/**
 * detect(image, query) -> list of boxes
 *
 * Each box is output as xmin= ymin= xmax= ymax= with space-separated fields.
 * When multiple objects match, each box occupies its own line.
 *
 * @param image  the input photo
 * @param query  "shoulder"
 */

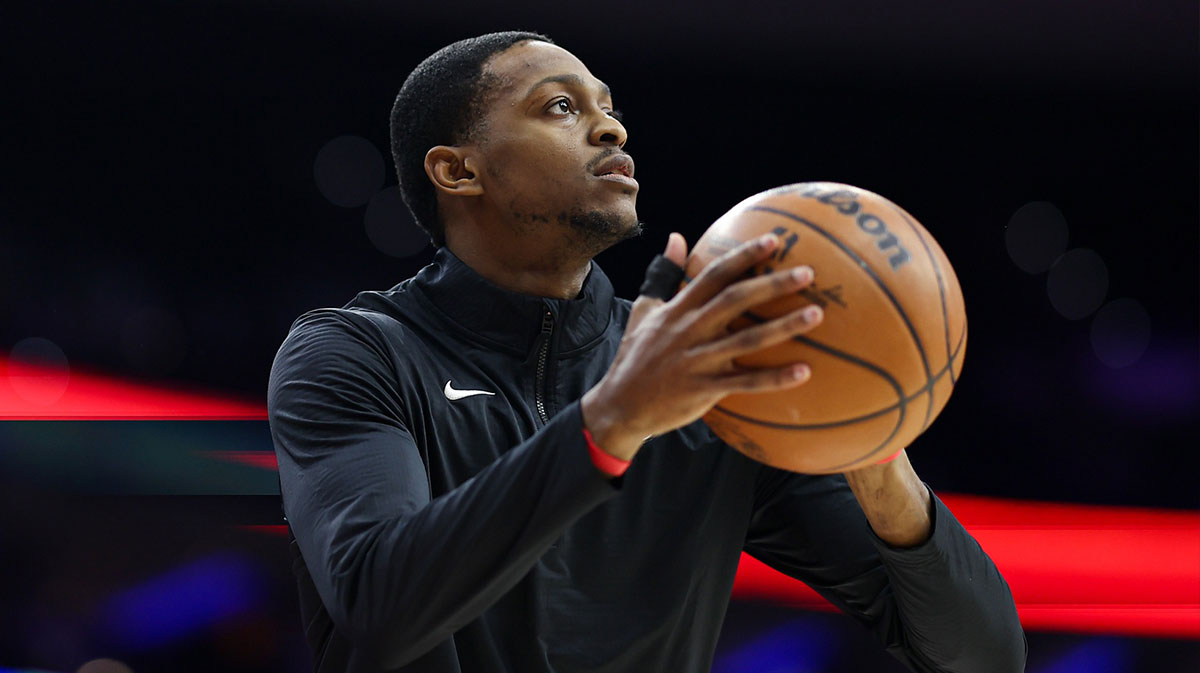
xmin=272 ymin=304 xmax=422 ymax=389
xmin=282 ymin=277 xmax=429 ymax=352
xmin=268 ymin=306 xmax=416 ymax=422
xmin=284 ymin=306 xmax=400 ymax=354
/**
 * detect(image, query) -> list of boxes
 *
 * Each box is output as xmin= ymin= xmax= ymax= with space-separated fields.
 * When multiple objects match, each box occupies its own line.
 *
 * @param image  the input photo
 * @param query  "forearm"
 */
xmin=845 ymin=454 xmax=1027 ymax=671
xmin=843 ymin=450 xmax=932 ymax=548
xmin=281 ymin=402 xmax=618 ymax=668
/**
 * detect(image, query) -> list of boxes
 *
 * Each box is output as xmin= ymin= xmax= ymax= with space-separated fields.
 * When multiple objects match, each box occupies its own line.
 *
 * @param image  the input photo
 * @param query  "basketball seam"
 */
xmin=679 ymin=272 xmax=910 ymax=466
xmin=711 ymin=325 xmax=964 ymax=431
xmin=725 ymin=311 xmax=909 ymax=468
xmin=751 ymin=205 xmax=937 ymax=429
xmin=890 ymin=204 xmax=958 ymax=391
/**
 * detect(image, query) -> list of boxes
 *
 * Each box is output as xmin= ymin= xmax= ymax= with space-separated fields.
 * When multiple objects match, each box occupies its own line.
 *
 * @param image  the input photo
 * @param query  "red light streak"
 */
xmin=734 ymin=496 xmax=1200 ymax=638
xmin=0 ymin=356 xmax=265 ymax=420
xmin=7 ymin=357 xmax=1197 ymax=637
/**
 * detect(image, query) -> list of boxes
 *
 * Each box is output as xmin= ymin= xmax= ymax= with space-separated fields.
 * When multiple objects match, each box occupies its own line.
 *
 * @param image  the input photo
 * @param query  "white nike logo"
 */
xmin=443 ymin=380 xmax=496 ymax=401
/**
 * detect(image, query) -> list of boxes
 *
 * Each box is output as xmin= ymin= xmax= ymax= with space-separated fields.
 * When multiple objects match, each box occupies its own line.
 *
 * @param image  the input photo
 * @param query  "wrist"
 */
xmin=584 ymin=428 xmax=632 ymax=477
xmin=844 ymin=452 xmax=933 ymax=548
xmin=580 ymin=388 xmax=642 ymax=461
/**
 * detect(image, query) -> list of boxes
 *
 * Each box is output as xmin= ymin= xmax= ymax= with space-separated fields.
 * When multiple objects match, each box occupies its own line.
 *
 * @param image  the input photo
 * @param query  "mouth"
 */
xmin=592 ymin=153 xmax=636 ymax=180
xmin=591 ymin=153 xmax=638 ymax=191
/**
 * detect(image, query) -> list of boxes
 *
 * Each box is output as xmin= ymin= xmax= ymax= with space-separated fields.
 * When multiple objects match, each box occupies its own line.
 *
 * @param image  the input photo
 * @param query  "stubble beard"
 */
xmin=561 ymin=208 xmax=644 ymax=259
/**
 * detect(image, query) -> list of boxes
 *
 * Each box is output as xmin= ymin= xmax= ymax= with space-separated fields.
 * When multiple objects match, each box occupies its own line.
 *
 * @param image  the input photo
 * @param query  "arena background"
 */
xmin=2 ymin=1 xmax=1198 ymax=671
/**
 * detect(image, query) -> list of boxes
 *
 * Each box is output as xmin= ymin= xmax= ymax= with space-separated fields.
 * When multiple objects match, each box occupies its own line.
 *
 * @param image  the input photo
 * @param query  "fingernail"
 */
xmin=758 ymin=234 xmax=777 ymax=250
xmin=792 ymin=364 xmax=811 ymax=379
xmin=804 ymin=306 xmax=823 ymax=321
xmin=791 ymin=266 xmax=812 ymax=282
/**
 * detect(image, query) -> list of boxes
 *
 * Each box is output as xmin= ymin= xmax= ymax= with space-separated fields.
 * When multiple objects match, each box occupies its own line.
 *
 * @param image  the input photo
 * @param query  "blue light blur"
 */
xmin=1033 ymin=637 xmax=1136 ymax=673
xmin=99 ymin=551 xmax=263 ymax=651
xmin=712 ymin=616 xmax=841 ymax=673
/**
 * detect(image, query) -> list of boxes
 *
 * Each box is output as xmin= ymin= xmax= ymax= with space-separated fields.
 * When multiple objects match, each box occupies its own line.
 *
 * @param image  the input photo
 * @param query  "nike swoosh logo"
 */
xmin=444 ymin=380 xmax=496 ymax=401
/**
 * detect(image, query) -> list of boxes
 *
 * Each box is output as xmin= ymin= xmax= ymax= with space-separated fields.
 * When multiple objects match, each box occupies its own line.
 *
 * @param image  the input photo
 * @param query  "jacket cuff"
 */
xmin=866 ymin=484 xmax=953 ymax=565
xmin=551 ymin=400 xmax=626 ymax=493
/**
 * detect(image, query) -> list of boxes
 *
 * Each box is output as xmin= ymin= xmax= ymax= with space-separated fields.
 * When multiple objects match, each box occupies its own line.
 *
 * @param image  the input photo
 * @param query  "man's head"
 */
xmin=390 ymin=32 xmax=639 ymax=257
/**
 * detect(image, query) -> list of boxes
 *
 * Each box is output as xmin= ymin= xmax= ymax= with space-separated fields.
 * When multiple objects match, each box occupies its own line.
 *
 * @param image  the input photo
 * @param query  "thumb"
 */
xmin=639 ymin=233 xmax=688 ymax=301
xmin=628 ymin=233 xmax=688 ymax=331
xmin=664 ymin=232 xmax=687 ymax=268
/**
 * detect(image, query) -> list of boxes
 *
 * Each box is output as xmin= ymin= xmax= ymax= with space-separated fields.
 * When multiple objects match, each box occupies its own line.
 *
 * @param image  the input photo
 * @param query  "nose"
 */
xmin=590 ymin=111 xmax=627 ymax=148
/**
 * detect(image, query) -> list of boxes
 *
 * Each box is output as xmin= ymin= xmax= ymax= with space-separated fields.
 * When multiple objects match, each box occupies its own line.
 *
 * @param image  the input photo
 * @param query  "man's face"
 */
xmin=470 ymin=42 xmax=639 ymax=253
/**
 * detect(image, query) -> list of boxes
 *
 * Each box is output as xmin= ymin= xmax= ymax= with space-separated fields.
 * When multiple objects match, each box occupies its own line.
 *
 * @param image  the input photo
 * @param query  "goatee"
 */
xmin=563 ymin=209 xmax=644 ymax=258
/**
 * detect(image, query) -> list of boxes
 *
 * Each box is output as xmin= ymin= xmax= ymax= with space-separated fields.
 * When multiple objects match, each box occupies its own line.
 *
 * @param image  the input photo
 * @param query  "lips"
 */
xmin=592 ymin=153 xmax=635 ymax=179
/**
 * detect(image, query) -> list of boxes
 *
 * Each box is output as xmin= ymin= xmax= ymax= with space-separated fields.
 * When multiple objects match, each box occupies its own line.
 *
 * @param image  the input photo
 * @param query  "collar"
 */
xmin=412 ymin=247 xmax=616 ymax=357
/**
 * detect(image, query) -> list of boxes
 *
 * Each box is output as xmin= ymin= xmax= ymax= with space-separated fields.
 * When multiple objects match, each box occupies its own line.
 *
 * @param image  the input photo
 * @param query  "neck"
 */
xmin=446 ymin=230 xmax=593 ymax=300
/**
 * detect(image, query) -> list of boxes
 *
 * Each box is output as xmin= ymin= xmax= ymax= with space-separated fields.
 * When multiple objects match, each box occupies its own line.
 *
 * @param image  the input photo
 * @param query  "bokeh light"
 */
xmin=1089 ymin=298 xmax=1152 ymax=369
xmin=1087 ymin=341 xmax=1199 ymax=419
xmin=313 ymin=135 xmax=385 ymax=207
xmin=1006 ymin=201 xmax=1069 ymax=273
xmin=99 ymin=552 xmax=264 ymax=651
xmin=712 ymin=615 xmax=839 ymax=673
xmin=1046 ymin=248 xmax=1109 ymax=320
xmin=76 ymin=660 xmax=134 ymax=673
xmin=6 ymin=337 xmax=70 ymax=405
xmin=364 ymin=186 xmax=429 ymax=258
xmin=1031 ymin=636 xmax=1135 ymax=673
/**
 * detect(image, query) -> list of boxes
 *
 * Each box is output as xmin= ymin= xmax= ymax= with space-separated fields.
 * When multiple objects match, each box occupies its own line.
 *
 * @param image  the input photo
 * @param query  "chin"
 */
xmin=565 ymin=207 xmax=642 ymax=256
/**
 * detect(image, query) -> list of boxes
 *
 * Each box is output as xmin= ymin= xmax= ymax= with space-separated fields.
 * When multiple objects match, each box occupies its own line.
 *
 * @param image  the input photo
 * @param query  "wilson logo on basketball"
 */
xmin=800 ymin=185 xmax=913 ymax=271
xmin=685 ymin=181 xmax=966 ymax=473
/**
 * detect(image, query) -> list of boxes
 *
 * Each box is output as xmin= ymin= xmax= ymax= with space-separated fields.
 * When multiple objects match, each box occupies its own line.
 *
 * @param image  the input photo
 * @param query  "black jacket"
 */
xmin=267 ymin=247 xmax=1026 ymax=673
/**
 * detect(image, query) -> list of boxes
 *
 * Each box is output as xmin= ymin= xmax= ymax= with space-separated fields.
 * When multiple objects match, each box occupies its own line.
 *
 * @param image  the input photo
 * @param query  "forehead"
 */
xmin=484 ymin=42 xmax=605 ymax=99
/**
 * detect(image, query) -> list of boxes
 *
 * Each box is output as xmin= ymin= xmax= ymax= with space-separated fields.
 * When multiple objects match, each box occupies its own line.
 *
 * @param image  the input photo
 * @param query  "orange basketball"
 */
xmin=685 ymin=182 xmax=967 ymax=473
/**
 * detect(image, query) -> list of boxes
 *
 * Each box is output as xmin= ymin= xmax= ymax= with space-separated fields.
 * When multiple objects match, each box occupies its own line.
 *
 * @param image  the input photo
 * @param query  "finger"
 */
xmin=673 ymin=234 xmax=779 ymax=312
xmin=713 ymin=361 xmax=812 ymax=393
xmin=627 ymin=295 xmax=658 ymax=334
xmin=629 ymin=235 xmax=687 ymax=331
xmin=689 ymin=265 xmax=814 ymax=336
xmin=690 ymin=304 xmax=823 ymax=362
xmin=638 ymin=233 xmax=688 ymax=302
xmin=664 ymin=232 xmax=687 ymax=268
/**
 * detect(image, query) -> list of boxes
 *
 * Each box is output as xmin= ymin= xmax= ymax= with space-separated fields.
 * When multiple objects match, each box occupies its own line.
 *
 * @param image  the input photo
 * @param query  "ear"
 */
xmin=424 ymin=146 xmax=484 ymax=197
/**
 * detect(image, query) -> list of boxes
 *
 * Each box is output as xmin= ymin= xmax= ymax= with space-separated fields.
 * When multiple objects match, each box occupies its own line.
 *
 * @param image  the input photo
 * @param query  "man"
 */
xmin=268 ymin=31 xmax=1026 ymax=673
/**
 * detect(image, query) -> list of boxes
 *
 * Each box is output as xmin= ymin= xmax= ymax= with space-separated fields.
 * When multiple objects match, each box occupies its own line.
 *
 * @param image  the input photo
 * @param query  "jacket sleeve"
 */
xmin=744 ymin=468 xmax=1027 ymax=673
xmin=267 ymin=310 xmax=621 ymax=669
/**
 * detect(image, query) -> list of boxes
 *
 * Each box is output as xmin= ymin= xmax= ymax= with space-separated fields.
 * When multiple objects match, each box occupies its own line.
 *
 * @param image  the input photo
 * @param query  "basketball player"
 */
xmin=268 ymin=32 xmax=1026 ymax=673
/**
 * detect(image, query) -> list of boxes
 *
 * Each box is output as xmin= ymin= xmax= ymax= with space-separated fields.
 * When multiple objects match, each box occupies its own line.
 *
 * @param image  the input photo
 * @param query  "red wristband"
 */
xmin=583 ymin=428 xmax=632 ymax=477
xmin=876 ymin=448 xmax=904 ymax=464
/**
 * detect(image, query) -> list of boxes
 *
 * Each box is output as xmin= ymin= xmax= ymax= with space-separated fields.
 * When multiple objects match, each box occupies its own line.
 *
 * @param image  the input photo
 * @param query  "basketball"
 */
xmin=685 ymin=182 xmax=967 ymax=473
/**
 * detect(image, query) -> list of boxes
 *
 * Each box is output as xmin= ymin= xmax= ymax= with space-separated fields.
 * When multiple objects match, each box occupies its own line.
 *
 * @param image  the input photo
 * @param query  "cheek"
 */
xmin=491 ymin=144 xmax=585 ymax=195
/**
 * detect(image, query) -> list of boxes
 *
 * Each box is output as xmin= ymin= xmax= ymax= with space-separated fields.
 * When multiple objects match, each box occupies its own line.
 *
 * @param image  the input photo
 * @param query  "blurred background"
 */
xmin=2 ymin=0 xmax=1197 ymax=671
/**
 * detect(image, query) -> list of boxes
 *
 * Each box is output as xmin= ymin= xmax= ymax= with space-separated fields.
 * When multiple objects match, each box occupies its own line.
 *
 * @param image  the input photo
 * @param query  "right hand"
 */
xmin=580 ymin=231 xmax=824 ymax=461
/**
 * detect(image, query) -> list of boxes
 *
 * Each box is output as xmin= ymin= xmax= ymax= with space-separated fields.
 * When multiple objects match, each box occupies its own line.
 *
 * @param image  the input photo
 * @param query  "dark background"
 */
xmin=2 ymin=1 xmax=1197 ymax=671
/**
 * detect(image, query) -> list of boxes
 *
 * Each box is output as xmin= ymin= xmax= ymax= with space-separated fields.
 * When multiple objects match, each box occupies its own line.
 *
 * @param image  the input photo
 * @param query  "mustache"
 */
xmin=585 ymin=148 xmax=632 ymax=173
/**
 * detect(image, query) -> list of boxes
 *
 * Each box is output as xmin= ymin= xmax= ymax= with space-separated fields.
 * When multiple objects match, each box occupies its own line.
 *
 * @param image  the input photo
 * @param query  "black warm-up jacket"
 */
xmin=267 ymin=247 xmax=1027 ymax=673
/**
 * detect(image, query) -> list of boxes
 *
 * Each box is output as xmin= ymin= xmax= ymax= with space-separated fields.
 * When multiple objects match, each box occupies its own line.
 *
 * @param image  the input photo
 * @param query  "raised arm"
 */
xmin=744 ymin=464 xmax=1027 ymax=673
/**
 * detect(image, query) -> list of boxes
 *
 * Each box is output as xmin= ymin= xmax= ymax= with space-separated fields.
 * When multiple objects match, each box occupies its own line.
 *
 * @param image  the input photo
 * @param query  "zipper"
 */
xmin=534 ymin=308 xmax=554 ymax=423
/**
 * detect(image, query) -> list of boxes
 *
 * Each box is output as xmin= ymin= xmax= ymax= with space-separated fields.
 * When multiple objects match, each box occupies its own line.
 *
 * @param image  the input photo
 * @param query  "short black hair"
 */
xmin=389 ymin=31 xmax=555 ymax=247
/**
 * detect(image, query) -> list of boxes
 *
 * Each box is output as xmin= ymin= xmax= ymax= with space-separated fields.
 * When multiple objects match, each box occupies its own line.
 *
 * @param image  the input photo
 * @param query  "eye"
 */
xmin=605 ymin=108 xmax=625 ymax=123
xmin=549 ymin=98 xmax=575 ymax=116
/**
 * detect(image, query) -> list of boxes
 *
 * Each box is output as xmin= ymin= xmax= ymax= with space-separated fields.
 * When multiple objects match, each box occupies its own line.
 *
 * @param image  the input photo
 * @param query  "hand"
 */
xmin=580 ymin=231 xmax=824 ymax=461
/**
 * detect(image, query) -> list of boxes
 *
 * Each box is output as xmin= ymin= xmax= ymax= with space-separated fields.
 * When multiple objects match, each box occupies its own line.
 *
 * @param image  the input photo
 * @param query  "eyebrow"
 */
xmin=524 ymin=73 xmax=612 ymax=101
